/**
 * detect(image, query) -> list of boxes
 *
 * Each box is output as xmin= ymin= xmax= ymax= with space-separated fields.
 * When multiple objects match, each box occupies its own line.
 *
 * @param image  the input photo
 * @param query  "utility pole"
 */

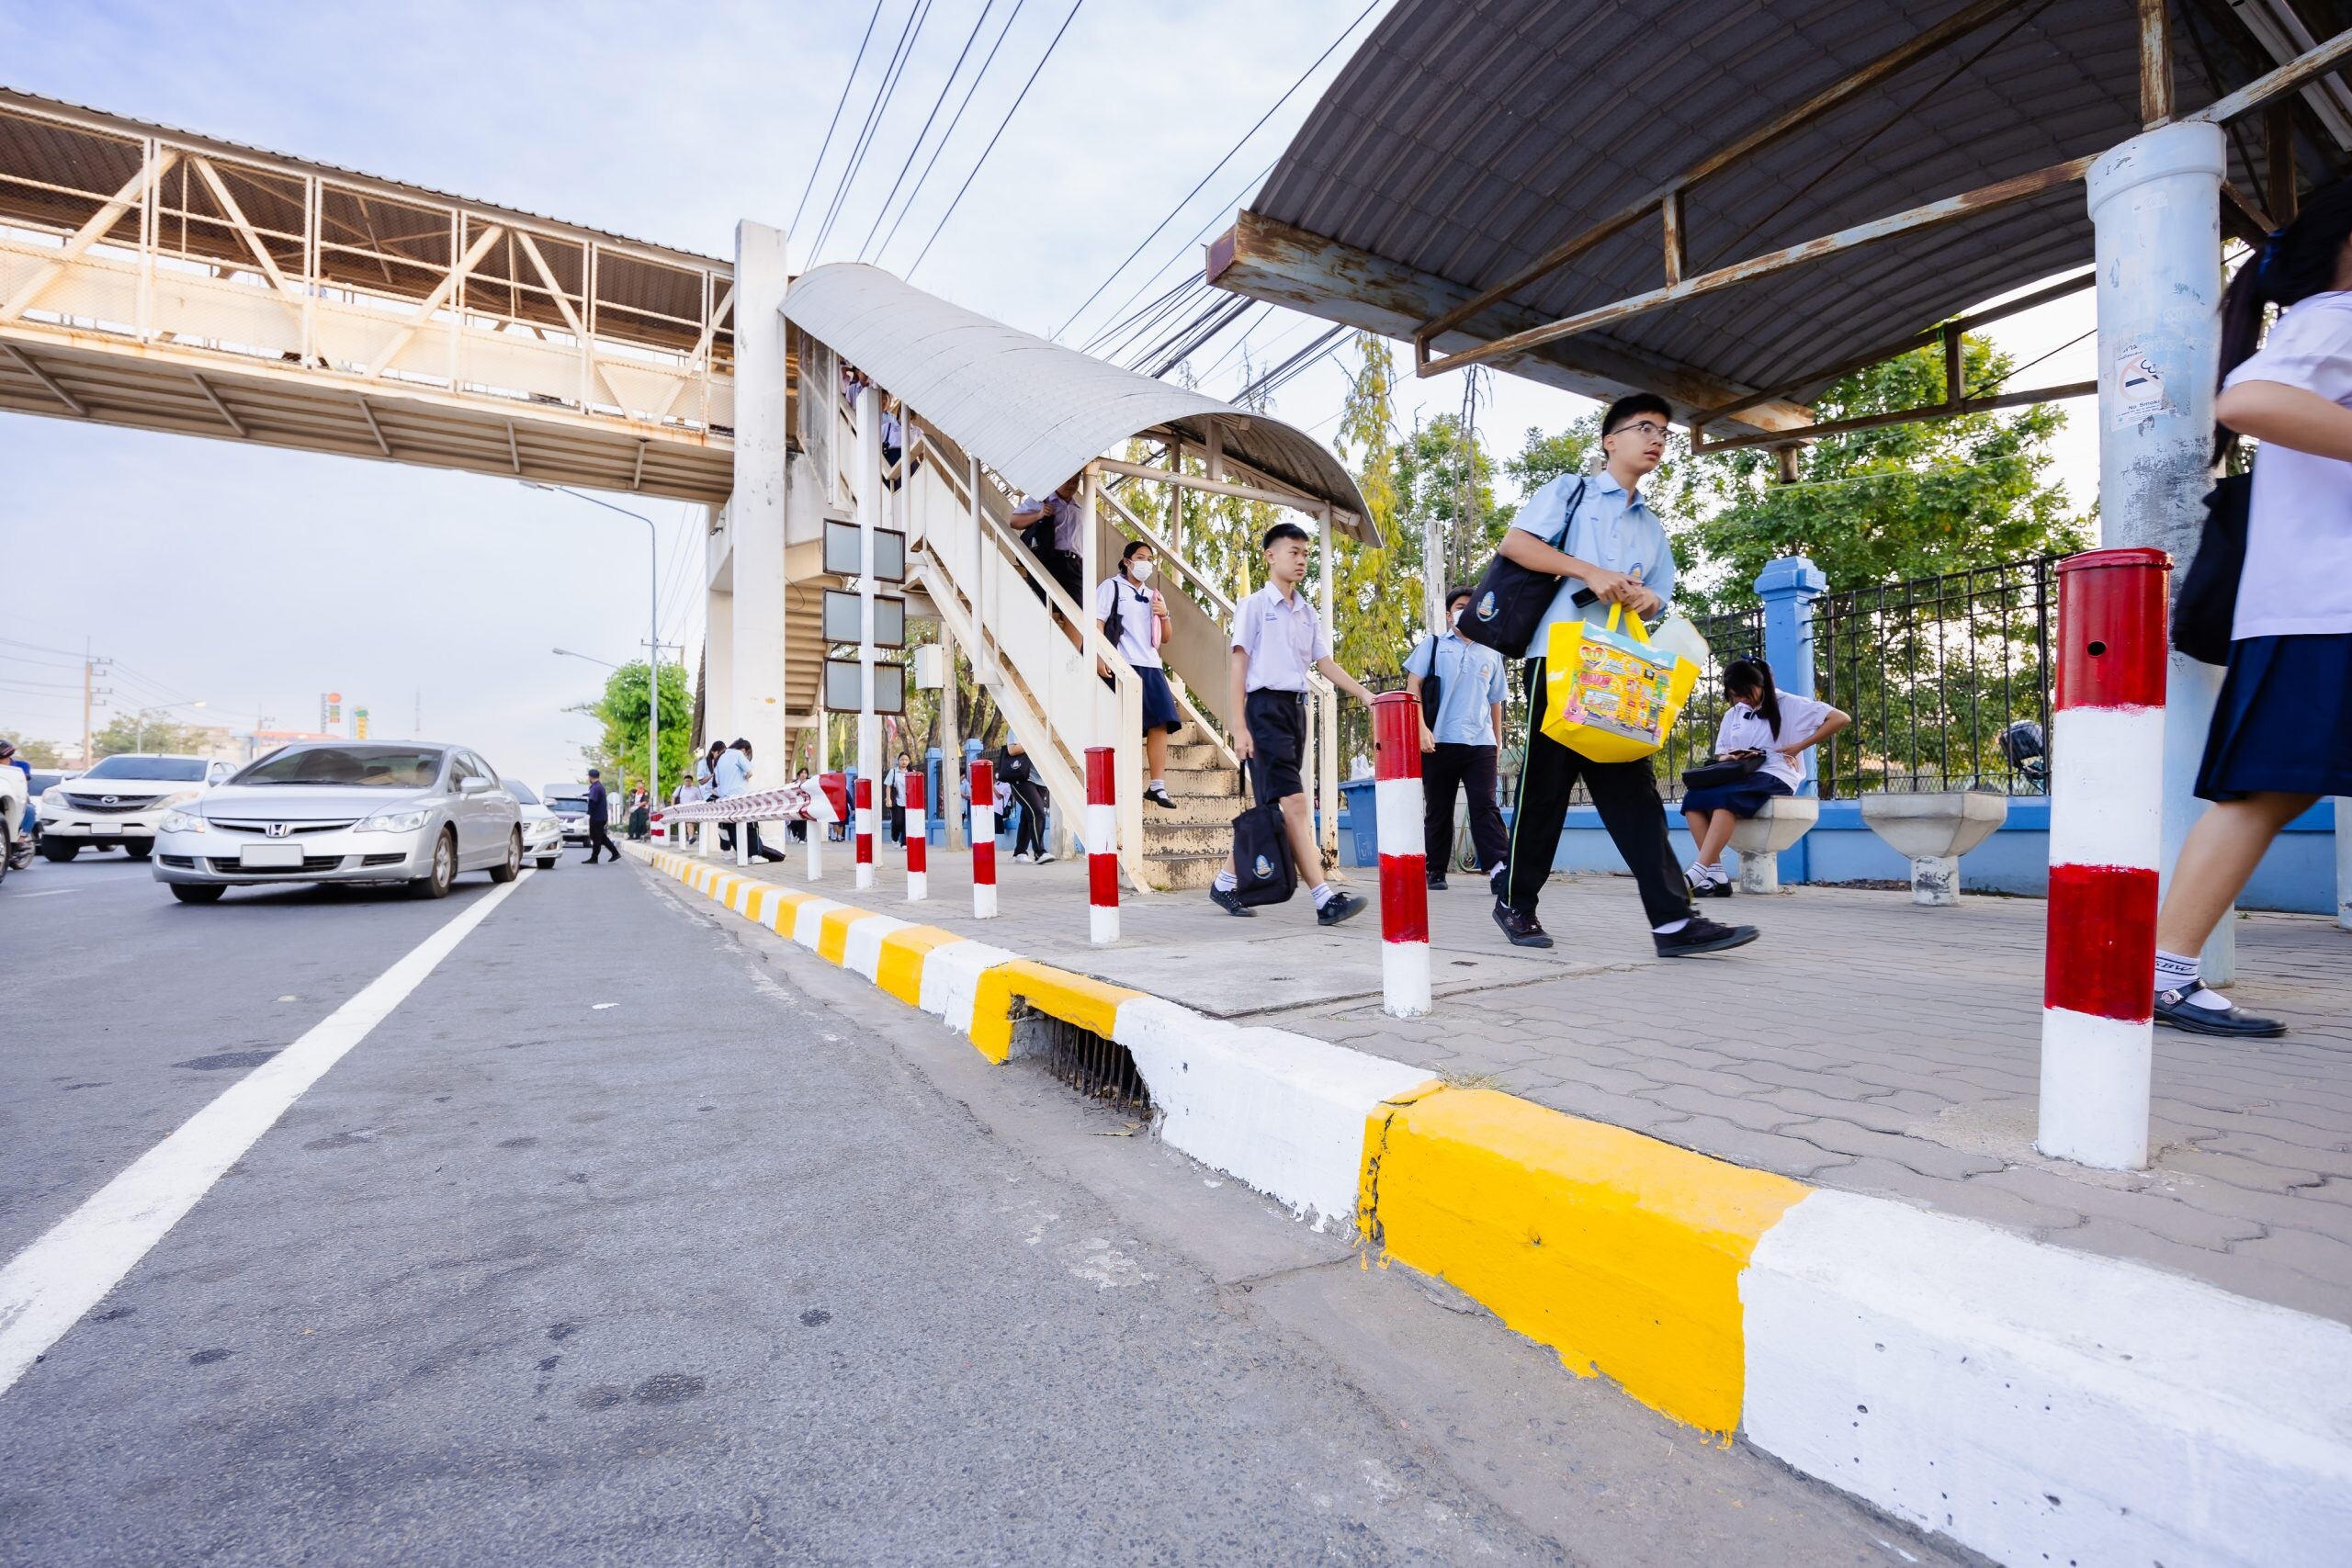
xmin=81 ymin=639 xmax=112 ymax=767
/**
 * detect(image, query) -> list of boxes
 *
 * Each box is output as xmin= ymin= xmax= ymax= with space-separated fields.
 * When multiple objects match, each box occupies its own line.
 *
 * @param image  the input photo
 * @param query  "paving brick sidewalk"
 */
xmin=686 ymin=834 xmax=2352 ymax=1324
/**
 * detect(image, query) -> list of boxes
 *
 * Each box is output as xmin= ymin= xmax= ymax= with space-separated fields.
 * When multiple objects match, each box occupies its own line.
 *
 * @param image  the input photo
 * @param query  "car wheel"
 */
xmin=410 ymin=828 xmax=458 ymax=899
xmin=124 ymin=843 xmax=153 ymax=861
xmin=489 ymin=829 xmax=521 ymax=884
xmin=169 ymin=883 xmax=225 ymax=905
xmin=40 ymin=840 xmax=76 ymax=863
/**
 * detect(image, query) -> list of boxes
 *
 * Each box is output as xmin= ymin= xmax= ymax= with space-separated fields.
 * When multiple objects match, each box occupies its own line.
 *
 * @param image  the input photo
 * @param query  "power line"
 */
xmin=871 ymin=0 xmax=1029 ymax=266
xmin=857 ymin=0 xmax=1000 ymax=262
xmin=810 ymin=0 xmax=936 ymax=263
xmin=1050 ymin=0 xmax=1380 ymax=344
xmin=1079 ymin=157 xmax=1277 ymax=355
xmin=788 ymin=0 xmax=891 ymax=243
xmin=906 ymin=0 xmax=1089 ymax=281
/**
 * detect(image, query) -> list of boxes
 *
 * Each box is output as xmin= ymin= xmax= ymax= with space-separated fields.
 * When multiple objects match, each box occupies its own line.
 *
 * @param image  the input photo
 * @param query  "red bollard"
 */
xmin=1372 ymin=692 xmax=1430 ymax=1017
xmin=1085 ymin=746 xmax=1117 ymax=944
xmin=968 ymin=757 xmax=997 ymax=919
xmin=905 ymin=770 xmax=927 ymax=901
xmin=2039 ymin=546 xmax=2169 ymax=1170
xmin=854 ymin=775 xmax=875 ymax=890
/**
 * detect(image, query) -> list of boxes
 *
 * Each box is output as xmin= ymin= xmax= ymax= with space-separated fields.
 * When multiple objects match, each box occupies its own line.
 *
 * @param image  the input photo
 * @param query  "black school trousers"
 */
xmin=1502 ymin=656 xmax=1691 ymax=929
xmin=1423 ymin=742 xmax=1509 ymax=874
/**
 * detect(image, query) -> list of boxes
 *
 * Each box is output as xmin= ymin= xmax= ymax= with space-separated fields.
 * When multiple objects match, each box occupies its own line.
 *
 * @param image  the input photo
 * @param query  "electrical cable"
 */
xmin=1050 ymin=0 xmax=1380 ymax=344
xmin=810 ymin=0 xmax=936 ymax=263
xmin=905 ymin=0 xmax=1089 ymax=281
xmin=872 ymin=0 xmax=1030 ymax=265
xmin=788 ymin=0 xmax=891 ymax=243
xmin=857 ymin=0 xmax=1000 ymax=261
xmin=1077 ymin=156 xmax=1276 ymax=353
xmin=1091 ymin=274 xmax=1210 ymax=363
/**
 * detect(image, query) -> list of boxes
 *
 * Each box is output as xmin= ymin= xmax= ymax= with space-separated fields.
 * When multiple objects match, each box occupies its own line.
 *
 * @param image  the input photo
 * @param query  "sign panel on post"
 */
xmin=824 ymin=660 xmax=905 ymax=714
xmin=823 ymin=519 xmax=905 ymax=581
xmin=823 ymin=589 xmax=905 ymax=648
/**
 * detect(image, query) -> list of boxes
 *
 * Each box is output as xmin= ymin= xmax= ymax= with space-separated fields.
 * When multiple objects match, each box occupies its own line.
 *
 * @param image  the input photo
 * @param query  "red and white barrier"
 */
xmin=969 ymin=757 xmax=997 ymax=919
xmin=905 ymin=770 xmax=927 ymax=902
xmin=1085 ymin=746 xmax=1118 ymax=944
xmin=1373 ymin=692 xmax=1431 ymax=1018
xmin=2038 ymin=547 xmax=2170 ymax=1170
xmin=854 ymin=775 xmax=875 ymax=890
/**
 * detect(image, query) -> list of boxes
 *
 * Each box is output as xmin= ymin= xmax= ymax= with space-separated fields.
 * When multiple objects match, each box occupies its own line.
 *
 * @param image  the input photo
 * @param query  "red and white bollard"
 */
xmin=968 ymin=757 xmax=997 ymax=919
xmin=2038 ymin=547 xmax=2170 ymax=1170
xmin=854 ymin=775 xmax=875 ymax=890
xmin=1373 ymin=692 xmax=1431 ymax=1018
xmin=905 ymin=769 xmax=927 ymax=902
xmin=1085 ymin=747 xmax=1118 ymax=943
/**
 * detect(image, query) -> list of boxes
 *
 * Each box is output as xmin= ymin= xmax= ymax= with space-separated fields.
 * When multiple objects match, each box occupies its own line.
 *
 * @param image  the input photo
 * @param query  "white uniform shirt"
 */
xmin=1713 ymin=691 xmax=1833 ymax=790
xmin=1019 ymin=493 xmax=1085 ymax=553
xmin=1094 ymin=574 xmax=1163 ymax=668
xmin=2223 ymin=290 xmax=2352 ymax=638
xmin=1231 ymin=582 xmax=1329 ymax=693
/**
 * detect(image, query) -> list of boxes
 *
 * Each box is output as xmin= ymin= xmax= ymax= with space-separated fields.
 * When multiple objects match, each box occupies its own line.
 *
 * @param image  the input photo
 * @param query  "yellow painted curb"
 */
xmin=1359 ymin=1087 xmax=1809 ymax=1436
xmin=816 ymin=905 xmax=882 ymax=964
xmin=875 ymin=925 xmax=963 ymax=1006
xmin=967 ymin=959 xmax=1142 ymax=1065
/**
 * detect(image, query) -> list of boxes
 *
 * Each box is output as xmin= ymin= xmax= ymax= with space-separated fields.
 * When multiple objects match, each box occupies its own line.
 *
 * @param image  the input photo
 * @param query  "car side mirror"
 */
xmin=460 ymin=776 xmax=492 ymax=794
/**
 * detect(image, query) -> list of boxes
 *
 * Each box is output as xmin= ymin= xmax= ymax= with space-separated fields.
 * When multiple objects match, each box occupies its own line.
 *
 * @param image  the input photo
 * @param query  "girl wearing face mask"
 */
xmin=1095 ymin=539 xmax=1182 ymax=809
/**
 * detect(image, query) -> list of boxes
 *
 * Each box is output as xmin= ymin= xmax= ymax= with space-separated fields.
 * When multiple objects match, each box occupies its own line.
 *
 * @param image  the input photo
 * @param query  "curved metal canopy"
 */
xmin=784 ymin=263 xmax=1373 ymax=540
xmin=1213 ymin=0 xmax=2348 ymax=427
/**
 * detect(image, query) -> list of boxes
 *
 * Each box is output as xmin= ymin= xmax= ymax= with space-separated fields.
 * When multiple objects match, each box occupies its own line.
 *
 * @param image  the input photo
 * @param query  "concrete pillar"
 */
xmin=1754 ymin=554 xmax=1826 ymax=885
xmin=854 ymin=382 xmax=881 ymax=886
xmin=939 ymin=630 xmax=965 ymax=851
xmin=704 ymin=588 xmax=734 ymax=747
xmin=2086 ymin=121 xmax=2231 ymax=984
xmin=731 ymin=219 xmax=790 ymax=768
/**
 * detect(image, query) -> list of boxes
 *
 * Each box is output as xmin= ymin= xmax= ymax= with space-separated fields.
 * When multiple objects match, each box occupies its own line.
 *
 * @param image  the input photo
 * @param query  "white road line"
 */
xmin=0 ymin=871 xmax=533 ymax=1396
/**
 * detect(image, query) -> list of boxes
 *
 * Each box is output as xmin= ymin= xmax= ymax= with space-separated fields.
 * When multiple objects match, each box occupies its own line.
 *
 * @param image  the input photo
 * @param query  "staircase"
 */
xmin=1143 ymin=716 xmax=1241 ymax=890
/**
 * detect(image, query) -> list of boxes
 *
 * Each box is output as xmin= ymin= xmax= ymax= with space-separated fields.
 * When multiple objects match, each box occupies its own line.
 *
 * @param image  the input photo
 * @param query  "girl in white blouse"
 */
xmin=1681 ymin=657 xmax=1849 ymax=897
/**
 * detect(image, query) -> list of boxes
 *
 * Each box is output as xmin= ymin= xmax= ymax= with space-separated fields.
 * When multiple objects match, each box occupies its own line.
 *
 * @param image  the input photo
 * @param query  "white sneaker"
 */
xmin=1033 ymin=852 xmax=1058 ymax=864
xmin=1012 ymin=851 xmax=1035 ymax=864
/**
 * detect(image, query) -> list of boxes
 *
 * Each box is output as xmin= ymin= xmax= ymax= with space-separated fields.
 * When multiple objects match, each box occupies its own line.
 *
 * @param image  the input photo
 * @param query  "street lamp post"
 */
xmin=531 ymin=485 xmax=662 ymax=806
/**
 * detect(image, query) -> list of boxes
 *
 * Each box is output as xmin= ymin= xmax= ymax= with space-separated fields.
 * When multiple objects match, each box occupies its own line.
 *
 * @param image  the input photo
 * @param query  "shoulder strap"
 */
xmin=1549 ymin=477 xmax=1589 ymax=550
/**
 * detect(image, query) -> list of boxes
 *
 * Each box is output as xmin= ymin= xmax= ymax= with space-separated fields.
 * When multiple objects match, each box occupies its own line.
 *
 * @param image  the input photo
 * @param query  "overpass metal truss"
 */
xmin=0 ymin=89 xmax=748 ymax=502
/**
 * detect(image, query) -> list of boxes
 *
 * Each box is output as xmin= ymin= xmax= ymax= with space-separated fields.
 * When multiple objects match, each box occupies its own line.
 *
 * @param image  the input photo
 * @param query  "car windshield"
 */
xmin=503 ymin=781 xmax=541 ymax=805
xmin=80 ymin=756 xmax=207 ymax=782
xmin=549 ymin=795 xmax=589 ymax=814
xmin=234 ymin=745 xmax=446 ymax=788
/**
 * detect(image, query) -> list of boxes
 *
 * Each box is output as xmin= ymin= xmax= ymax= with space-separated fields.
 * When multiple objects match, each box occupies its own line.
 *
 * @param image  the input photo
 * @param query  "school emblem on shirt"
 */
xmin=1476 ymin=591 xmax=1497 ymax=621
xmin=1252 ymin=853 xmax=1273 ymax=881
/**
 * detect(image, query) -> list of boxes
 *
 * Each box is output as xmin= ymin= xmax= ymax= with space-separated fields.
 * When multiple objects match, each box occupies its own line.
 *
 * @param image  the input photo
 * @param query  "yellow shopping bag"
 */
xmin=1538 ymin=604 xmax=1699 ymax=762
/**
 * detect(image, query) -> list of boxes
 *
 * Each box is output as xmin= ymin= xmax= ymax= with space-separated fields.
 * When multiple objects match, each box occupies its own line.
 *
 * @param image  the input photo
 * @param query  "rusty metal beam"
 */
xmin=2186 ymin=25 xmax=2352 ymax=127
xmin=1409 ymin=0 xmax=2036 ymax=355
xmin=2140 ymin=0 xmax=2176 ymax=128
xmin=1690 ymin=379 xmax=2097 ymax=454
xmin=1205 ymin=209 xmax=1815 ymax=433
xmin=2 ymin=342 xmax=86 ymax=415
xmin=1661 ymin=190 xmax=1687 ymax=287
xmin=2266 ymin=99 xmax=2299 ymax=222
xmin=2222 ymin=179 xmax=2276 ymax=246
xmin=1419 ymin=153 xmax=2097 ymax=381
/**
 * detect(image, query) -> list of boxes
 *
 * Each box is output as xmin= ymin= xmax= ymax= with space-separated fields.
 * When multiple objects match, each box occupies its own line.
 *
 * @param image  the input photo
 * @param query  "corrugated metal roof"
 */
xmin=785 ymin=263 xmax=1374 ymax=538
xmin=1234 ymin=0 xmax=2348 ymax=411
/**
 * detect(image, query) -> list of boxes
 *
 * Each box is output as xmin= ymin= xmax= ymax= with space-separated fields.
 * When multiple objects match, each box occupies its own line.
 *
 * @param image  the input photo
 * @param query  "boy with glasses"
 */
xmin=1489 ymin=394 xmax=1758 ymax=958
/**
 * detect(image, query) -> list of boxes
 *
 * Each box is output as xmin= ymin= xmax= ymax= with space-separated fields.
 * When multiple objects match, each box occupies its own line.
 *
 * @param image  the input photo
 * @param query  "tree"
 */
xmin=1327 ymin=333 xmax=1419 ymax=681
xmin=1394 ymin=412 xmax=1504 ymax=603
xmin=579 ymin=660 xmax=692 ymax=797
xmin=1 ymin=732 xmax=65 ymax=767
xmin=92 ymin=715 xmax=212 ymax=758
xmin=1675 ymin=338 xmax=2089 ymax=611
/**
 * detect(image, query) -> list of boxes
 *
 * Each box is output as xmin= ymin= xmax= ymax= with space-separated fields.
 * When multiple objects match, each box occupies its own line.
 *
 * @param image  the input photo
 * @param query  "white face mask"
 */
xmin=1128 ymin=560 xmax=1154 ymax=582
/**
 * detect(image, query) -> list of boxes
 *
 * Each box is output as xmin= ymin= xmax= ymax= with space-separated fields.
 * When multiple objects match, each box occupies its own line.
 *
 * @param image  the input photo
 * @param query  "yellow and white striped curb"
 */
xmin=634 ymin=844 xmax=2352 ymax=1567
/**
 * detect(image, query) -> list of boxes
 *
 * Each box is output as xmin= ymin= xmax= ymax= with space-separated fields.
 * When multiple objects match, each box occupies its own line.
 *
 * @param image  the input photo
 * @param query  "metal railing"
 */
xmin=1814 ymin=556 xmax=2058 ymax=797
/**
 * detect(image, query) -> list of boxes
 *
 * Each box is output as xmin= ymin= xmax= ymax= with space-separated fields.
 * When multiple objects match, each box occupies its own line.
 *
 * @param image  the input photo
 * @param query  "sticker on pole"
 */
xmin=2110 ymin=344 xmax=2168 ymax=427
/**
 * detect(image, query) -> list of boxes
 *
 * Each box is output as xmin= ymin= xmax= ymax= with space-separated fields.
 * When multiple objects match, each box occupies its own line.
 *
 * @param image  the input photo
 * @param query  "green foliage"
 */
xmin=579 ymin=660 xmax=693 ymax=796
xmin=92 ymin=715 xmax=213 ymax=758
xmin=2 ymin=731 xmax=65 ymax=766
xmin=1327 ymin=333 xmax=1418 ymax=681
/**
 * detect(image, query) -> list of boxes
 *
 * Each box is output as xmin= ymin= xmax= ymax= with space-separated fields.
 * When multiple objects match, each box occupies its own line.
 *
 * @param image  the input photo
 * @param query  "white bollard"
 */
xmin=905 ymin=772 xmax=927 ymax=903
xmin=1085 ymin=747 xmax=1118 ymax=944
xmin=969 ymin=758 xmax=997 ymax=919
xmin=1373 ymin=694 xmax=1431 ymax=1018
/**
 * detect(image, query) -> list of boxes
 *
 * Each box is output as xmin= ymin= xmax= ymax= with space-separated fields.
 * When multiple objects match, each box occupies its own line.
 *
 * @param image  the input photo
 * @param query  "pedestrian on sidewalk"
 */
xmin=1095 ymin=539 xmax=1182 ymax=810
xmin=885 ymin=751 xmax=912 ymax=845
xmin=1208 ymin=522 xmax=1372 ymax=926
xmin=628 ymin=786 xmax=650 ymax=841
xmin=581 ymin=767 xmax=620 ymax=863
xmin=1405 ymin=585 xmax=1510 ymax=890
xmin=1489 ymin=393 xmax=1756 ymax=957
xmin=2154 ymin=177 xmax=2352 ymax=1039
xmin=998 ymin=740 xmax=1051 ymax=863
xmin=1680 ymin=657 xmax=1849 ymax=897
xmin=788 ymin=767 xmax=812 ymax=843
xmin=716 ymin=738 xmax=786 ymax=863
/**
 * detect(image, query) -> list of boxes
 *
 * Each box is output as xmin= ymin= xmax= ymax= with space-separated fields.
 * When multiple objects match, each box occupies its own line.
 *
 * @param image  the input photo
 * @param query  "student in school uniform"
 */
xmin=1404 ymin=585 xmax=1510 ymax=890
xmin=1010 ymin=479 xmax=1088 ymax=615
xmin=2151 ymin=176 xmax=2352 ymax=1039
xmin=883 ymin=751 xmax=910 ymax=845
xmin=1208 ymin=522 xmax=1373 ymax=926
xmin=1680 ymin=657 xmax=1849 ymax=897
xmin=1094 ymin=539 xmax=1183 ymax=810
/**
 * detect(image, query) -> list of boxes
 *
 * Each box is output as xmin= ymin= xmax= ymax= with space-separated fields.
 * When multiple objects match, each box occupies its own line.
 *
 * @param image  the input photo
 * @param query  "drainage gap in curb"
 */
xmin=1025 ymin=1014 xmax=1152 ymax=1121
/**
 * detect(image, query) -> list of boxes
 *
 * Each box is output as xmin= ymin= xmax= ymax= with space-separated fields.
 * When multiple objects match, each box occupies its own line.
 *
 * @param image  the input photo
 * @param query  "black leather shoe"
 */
xmin=1316 ymin=890 xmax=1368 ymax=927
xmin=1655 ymin=916 xmax=1758 ymax=957
xmin=1143 ymin=786 xmax=1177 ymax=810
xmin=1426 ymin=874 xmax=1448 ymax=891
xmin=1208 ymin=884 xmax=1255 ymax=917
xmin=2154 ymin=981 xmax=2285 ymax=1038
xmin=1491 ymin=900 xmax=1553 ymax=948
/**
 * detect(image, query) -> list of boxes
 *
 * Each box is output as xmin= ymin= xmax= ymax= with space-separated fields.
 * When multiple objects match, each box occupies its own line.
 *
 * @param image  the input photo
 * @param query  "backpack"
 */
xmin=2172 ymin=472 xmax=2248 ymax=666
xmin=1228 ymin=762 xmax=1297 ymax=907
xmin=1412 ymin=635 xmax=1442 ymax=727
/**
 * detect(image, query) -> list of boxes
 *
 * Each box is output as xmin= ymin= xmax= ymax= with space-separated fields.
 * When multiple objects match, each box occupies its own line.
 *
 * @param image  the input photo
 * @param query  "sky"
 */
xmin=0 ymin=0 xmax=2100 ymax=788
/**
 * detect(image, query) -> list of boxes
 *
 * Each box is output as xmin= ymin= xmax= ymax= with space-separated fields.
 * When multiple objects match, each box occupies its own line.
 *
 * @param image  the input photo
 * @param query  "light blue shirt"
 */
xmin=1404 ymin=629 xmax=1507 ymax=746
xmin=1507 ymin=470 xmax=1676 ymax=654
xmin=715 ymin=749 xmax=752 ymax=798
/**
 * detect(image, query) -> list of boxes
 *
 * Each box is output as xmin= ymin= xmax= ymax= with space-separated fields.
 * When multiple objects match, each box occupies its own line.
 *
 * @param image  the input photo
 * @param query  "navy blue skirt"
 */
xmin=1681 ymin=772 xmax=1792 ymax=817
xmin=2196 ymin=632 xmax=2352 ymax=801
xmin=1136 ymin=665 xmax=1183 ymax=735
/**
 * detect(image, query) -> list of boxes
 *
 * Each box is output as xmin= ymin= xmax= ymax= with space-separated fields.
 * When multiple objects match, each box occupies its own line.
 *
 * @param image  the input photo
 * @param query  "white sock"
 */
xmin=1653 ymin=918 xmax=1690 ymax=935
xmin=1311 ymin=882 xmax=1337 ymax=908
xmin=1150 ymin=778 xmax=1166 ymax=792
xmin=2155 ymin=949 xmax=2230 ymax=1009
xmin=1213 ymin=869 xmax=1237 ymax=892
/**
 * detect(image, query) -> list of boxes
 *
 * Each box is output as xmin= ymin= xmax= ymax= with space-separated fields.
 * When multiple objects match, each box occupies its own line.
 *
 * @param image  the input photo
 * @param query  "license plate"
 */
xmin=87 ymin=822 xmax=120 ymax=836
xmin=239 ymin=841 xmax=304 ymax=869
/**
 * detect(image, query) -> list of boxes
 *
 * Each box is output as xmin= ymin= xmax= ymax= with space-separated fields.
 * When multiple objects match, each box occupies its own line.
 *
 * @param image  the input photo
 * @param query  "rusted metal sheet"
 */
xmin=2140 ymin=0 xmax=2177 ymax=127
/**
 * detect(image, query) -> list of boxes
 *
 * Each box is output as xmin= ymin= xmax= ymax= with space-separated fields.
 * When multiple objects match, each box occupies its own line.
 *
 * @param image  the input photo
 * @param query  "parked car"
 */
xmin=153 ymin=741 xmax=522 ymax=904
xmin=37 ymin=754 xmax=220 ymax=861
xmin=503 ymin=780 xmax=565 ymax=869
xmin=0 ymin=762 xmax=27 ymax=884
xmin=24 ymin=770 xmax=75 ymax=851
xmin=545 ymin=786 xmax=593 ymax=846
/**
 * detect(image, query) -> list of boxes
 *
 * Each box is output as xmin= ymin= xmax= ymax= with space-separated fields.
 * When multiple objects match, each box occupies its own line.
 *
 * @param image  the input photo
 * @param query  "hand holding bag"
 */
xmin=1228 ymin=761 xmax=1296 ymax=907
xmin=1539 ymin=604 xmax=1698 ymax=762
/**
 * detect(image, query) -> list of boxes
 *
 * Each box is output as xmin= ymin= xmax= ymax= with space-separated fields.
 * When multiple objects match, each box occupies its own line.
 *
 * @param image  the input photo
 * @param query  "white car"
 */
xmin=153 ymin=740 xmax=522 ymax=904
xmin=37 ymin=753 xmax=224 ymax=862
xmin=544 ymin=785 xmax=593 ymax=846
xmin=503 ymin=780 xmax=566 ymax=869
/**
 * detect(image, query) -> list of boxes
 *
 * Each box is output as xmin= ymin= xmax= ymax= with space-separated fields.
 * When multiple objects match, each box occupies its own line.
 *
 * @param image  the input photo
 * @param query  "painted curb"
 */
xmin=628 ymin=845 xmax=2352 ymax=1566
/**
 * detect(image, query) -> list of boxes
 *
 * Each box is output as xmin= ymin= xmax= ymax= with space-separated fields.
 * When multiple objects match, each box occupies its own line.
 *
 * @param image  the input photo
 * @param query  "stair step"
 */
xmin=1139 ymin=795 xmax=1235 ymax=828
xmin=1144 ymin=849 xmax=1230 ymax=891
xmin=1163 ymin=742 xmax=1226 ymax=771
xmin=1160 ymin=768 xmax=1239 ymax=799
xmin=1139 ymin=820 xmax=1237 ymax=857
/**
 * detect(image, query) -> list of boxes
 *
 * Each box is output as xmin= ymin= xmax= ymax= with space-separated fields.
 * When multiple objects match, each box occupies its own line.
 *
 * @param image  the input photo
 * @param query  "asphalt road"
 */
xmin=0 ymin=851 xmax=1962 ymax=1566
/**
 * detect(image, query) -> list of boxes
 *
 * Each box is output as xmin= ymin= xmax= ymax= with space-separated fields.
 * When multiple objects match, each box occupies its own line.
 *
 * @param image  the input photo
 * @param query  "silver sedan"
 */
xmin=153 ymin=741 xmax=523 ymax=904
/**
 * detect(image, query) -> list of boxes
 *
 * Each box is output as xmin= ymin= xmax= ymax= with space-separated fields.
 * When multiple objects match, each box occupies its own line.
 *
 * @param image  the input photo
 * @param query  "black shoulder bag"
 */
xmin=1412 ymin=635 xmax=1442 ymax=727
xmin=2172 ymin=472 xmax=2249 ymax=666
xmin=1228 ymin=761 xmax=1297 ymax=907
xmin=1455 ymin=478 xmax=1588 ymax=659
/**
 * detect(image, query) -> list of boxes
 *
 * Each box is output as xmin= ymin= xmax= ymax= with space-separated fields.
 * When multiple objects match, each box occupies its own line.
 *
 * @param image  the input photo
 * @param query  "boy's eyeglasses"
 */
xmin=1610 ymin=419 xmax=1670 ymax=439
